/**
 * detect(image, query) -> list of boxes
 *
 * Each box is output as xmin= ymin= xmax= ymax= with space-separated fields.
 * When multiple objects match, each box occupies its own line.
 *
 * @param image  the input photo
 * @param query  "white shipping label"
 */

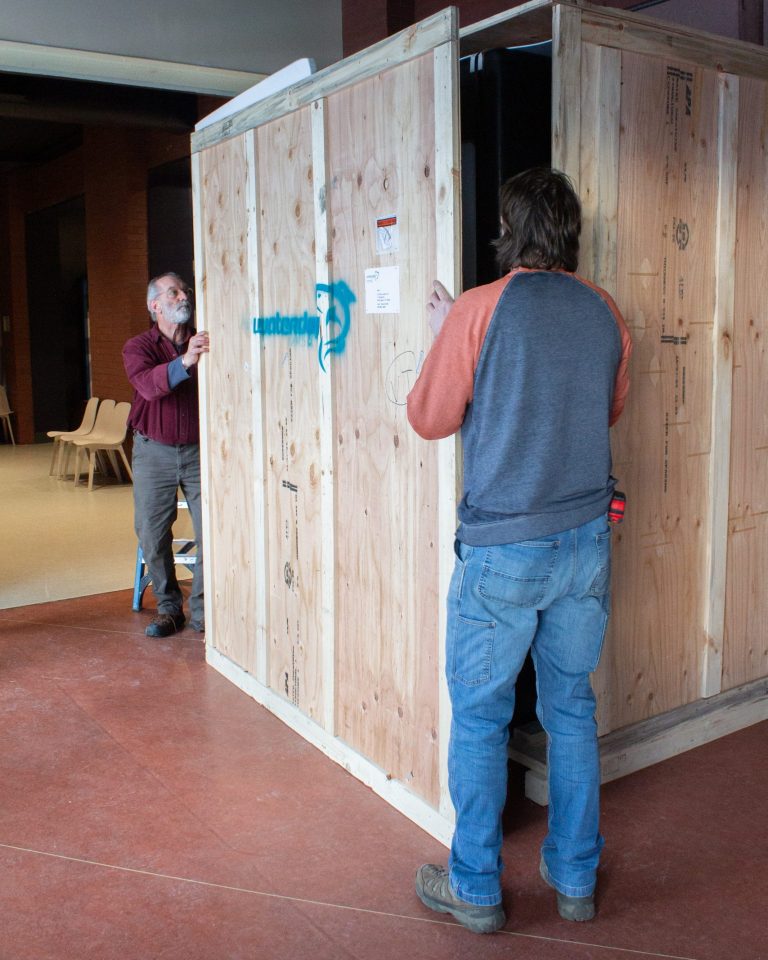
xmin=365 ymin=266 xmax=400 ymax=314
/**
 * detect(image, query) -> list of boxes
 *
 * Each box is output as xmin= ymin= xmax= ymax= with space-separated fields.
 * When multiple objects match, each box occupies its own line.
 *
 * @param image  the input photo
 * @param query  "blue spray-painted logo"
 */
xmin=316 ymin=280 xmax=355 ymax=371
xmin=253 ymin=311 xmax=319 ymax=341
xmin=253 ymin=280 xmax=356 ymax=371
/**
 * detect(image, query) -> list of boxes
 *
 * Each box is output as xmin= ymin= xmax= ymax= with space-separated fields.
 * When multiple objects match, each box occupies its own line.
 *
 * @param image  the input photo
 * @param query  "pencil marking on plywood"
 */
xmin=385 ymin=350 xmax=425 ymax=406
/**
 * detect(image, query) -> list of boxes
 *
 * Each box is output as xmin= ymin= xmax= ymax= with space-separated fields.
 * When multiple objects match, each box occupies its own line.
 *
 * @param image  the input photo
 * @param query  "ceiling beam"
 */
xmin=0 ymin=39 xmax=265 ymax=96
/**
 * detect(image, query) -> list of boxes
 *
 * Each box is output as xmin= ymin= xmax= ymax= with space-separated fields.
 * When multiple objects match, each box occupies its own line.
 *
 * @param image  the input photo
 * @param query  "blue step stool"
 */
xmin=132 ymin=500 xmax=197 ymax=612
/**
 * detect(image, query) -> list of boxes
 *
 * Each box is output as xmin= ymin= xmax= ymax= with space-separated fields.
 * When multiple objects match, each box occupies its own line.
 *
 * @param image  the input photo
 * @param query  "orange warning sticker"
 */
xmin=376 ymin=215 xmax=399 ymax=254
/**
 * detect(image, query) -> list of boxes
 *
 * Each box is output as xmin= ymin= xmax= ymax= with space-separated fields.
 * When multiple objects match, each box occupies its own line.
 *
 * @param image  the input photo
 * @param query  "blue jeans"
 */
xmin=132 ymin=433 xmax=204 ymax=627
xmin=446 ymin=515 xmax=611 ymax=905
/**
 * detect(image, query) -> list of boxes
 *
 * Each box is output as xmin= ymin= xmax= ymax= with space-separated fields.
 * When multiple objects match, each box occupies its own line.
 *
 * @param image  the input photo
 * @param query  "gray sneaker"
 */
xmin=415 ymin=864 xmax=506 ymax=934
xmin=539 ymin=858 xmax=595 ymax=922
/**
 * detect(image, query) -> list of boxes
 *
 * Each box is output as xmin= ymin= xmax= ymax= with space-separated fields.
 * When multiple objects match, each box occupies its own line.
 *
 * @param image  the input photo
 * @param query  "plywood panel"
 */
xmin=580 ymin=3 xmax=768 ymax=82
xmin=579 ymin=41 xmax=620 ymax=291
xmin=328 ymin=54 xmax=441 ymax=805
xmin=311 ymin=98 xmax=338 ymax=734
xmin=701 ymin=73 xmax=739 ymax=697
xmin=255 ymin=107 xmax=325 ymax=722
xmin=243 ymin=132 xmax=269 ymax=686
xmin=552 ymin=2 xmax=582 ymax=185
xmin=724 ymin=76 xmax=768 ymax=690
xmin=595 ymin=51 xmax=719 ymax=733
xmin=197 ymin=135 xmax=258 ymax=669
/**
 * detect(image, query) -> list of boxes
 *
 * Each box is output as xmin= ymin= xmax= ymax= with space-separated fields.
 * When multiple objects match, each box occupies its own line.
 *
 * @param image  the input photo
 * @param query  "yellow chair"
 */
xmin=71 ymin=401 xmax=133 ymax=490
xmin=47 ymin=396 xmax=99 ymax=477
xmin=0 ymin=385 xmax=15 ymax=445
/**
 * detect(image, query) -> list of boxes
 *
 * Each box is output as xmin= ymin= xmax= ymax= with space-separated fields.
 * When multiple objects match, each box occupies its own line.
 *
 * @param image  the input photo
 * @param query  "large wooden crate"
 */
xmin=191 ymin=1 xmax=768 ymax=839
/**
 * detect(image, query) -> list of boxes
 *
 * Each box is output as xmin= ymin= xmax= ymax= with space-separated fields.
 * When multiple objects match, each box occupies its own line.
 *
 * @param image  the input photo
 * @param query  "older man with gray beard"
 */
xmin=123 ymin=272 xmax=210 ymax=638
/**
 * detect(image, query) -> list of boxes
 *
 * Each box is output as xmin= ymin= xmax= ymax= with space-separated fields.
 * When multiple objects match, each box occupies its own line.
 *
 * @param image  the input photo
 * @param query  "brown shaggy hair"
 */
xmin=493 ymin=167 xmax=581 ymax=274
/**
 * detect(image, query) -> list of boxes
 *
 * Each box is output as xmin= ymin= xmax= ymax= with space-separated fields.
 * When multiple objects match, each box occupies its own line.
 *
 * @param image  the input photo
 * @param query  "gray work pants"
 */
xmin=132 ymin=432 xmax=204 ymax=627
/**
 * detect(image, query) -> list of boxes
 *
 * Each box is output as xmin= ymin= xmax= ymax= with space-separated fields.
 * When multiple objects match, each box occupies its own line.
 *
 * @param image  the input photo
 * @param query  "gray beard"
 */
xmin=168 ymin=301 xmax=192 ymax=325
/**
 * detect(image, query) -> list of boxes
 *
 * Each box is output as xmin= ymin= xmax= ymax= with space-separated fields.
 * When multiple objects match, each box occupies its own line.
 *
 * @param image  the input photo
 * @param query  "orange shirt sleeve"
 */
xmin=600 ymin=290 xmax=632 ymax=426
xmin=610 ymin=318 xmax=632 ymax=426
xmin=406 ymin=277 xmax=508 ymax=440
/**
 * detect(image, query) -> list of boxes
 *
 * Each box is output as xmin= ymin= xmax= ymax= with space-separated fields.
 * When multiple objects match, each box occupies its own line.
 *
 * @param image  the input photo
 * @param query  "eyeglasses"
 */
xmin=158 ymin=287 xmax=191 ymax=300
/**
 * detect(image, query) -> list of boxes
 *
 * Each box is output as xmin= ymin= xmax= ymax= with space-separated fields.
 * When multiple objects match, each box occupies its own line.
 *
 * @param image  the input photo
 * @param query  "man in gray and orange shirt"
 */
xmin=409 ymin=168 xmax=631 ymax=933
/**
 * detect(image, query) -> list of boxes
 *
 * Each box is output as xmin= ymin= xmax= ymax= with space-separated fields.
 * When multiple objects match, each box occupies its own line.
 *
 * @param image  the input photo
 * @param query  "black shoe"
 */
xmin=415 ymin=864 xmax=506 ymax=934
xmin=145 ymin=612 xmax=186 ymax=638
xmin=539 ymin=858 xmax=595 ymax=921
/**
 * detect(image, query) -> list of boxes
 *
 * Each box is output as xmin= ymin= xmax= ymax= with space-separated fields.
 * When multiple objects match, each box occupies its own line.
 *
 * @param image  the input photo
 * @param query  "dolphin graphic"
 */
xmin=316 ymin=280 xmax=356 ymax=372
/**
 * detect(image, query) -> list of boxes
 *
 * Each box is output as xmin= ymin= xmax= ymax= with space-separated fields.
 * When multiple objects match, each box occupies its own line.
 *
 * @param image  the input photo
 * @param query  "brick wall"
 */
xmin=0 ymin=127 xmax=189 ymax=441
xmin=84 ymin=127 xmax=153 ymax=403
xmin=1 ymin=150 xmax=85 ymax=442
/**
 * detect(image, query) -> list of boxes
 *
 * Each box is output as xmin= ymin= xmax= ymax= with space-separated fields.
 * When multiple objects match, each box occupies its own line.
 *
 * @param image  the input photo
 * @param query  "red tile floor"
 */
xmin=1 ymin=589 xmax=766 ymax=960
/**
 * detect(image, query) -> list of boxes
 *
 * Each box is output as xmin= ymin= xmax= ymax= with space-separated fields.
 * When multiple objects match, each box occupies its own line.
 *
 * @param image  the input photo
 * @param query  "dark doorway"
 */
xmin=460 ymin=45 xmax=552 ymax=290
xmin=148 ymin=157 xmax=194 ymax=286
xmin=25 ymin=196 xmax=89 ymax=439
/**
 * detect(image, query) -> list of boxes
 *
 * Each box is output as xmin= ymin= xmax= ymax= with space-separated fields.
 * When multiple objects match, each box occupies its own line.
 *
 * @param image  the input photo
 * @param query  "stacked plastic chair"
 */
xmin=56 ymin=399 xmax=115 ymax=479
xmin=47 ymin=396 xmax=99 ymax=476
xmin=71 ymin=400 xmax=133 ymax=490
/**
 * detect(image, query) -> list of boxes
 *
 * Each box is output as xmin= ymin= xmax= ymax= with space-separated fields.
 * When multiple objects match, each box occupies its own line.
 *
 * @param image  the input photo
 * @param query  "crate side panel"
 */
xmin=724 ymin=76 xmax=768 ymax=690
xmin=255 ymin=108 xmax=324 ymax=722
xmin=594 ymin=51 xmax=719 ymax=733
xmin=199 ymin=136 xmax=258 ymax=670
xmin=327 ymin=55 xmax=441 ymax=806
xmin=579 ymin=41 xmax=620 ymax=291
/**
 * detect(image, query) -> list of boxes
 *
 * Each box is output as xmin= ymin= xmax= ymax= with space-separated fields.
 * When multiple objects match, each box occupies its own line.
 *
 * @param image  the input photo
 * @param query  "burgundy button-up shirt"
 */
xmin=123 ymin=324 xmax=199 ymax=445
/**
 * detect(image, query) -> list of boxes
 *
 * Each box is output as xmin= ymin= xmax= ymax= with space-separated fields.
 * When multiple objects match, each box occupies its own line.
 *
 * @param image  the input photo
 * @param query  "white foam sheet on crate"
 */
xmin=195 ymin=58 xmax=316 ymax=131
